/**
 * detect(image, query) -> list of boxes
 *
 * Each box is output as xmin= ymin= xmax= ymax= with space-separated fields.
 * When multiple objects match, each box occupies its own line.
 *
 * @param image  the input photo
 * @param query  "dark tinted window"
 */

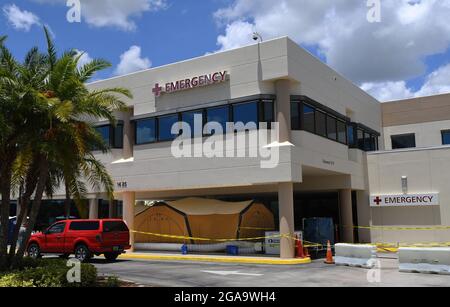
xmin=234 ymin=102 xmax=258 ymax=125
xmin=337 ymin=120 xmax=347 ymax=144
xmin=69 ymin=221 xmax=100 ymax=231
xmin=95 ymin=126 xmax=110 ymax=147
xmin=136 ymin=118 xmax=156 ymax=145
xmin=327 ymin=116 xmax=337 ymax=140
xmin=303 ymin=104 xmax=315 ymax=133
xmin=158 ymin=114 xmax=180 ymax=141
xmin=207 ymin=106 xmax=229 ymax=133
xmin=291 ymin=102 xmax=300 ymax=130
xmin=261 ymin=100 xmax=274 ymax=124
xmin=113 ymin=124 xmax=123 ymax=149
xmin=233 ymin=102 xmax=258 ymax=131
xmin=103 ymin=221 xmax=129 ymax=233
xmin=357 ymin=129 xmax=364 ymax=149
xmin=47 ymin=222 xmax=66 ymax=234
xmin=348 ymin=125 xmax=355 ymax=146
xmin=442 ymin=130 xmax=450 ymax=145
xmin=315 ymin=111 xmax=327 ymax=137
xmin=391 ymin=134 xmax=416 ymax=149
xmin=181 ymin=110 xmax=204 ymax=138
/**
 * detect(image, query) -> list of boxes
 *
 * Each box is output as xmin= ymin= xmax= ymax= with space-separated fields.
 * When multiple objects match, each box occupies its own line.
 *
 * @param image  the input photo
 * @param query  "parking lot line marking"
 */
xmin=202 ymin=270 xmax=264 ymax=276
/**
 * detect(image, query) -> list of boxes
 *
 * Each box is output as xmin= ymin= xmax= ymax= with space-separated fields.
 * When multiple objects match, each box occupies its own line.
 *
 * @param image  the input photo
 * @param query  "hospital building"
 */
xmin=33 ymin=37 xmax=450 ymax=258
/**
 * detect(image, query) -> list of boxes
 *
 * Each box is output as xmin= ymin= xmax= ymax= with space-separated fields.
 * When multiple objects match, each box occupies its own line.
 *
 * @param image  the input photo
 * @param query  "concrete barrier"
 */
xmin=399 ymin=247 xmax=450 ymax=275
xmin=335 ymin=244 xmax=377 ymax=269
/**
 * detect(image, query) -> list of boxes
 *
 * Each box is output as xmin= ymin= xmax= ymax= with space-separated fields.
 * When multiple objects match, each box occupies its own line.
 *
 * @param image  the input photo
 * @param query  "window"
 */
xmin=207 ymin=106 xmax=229 ymax=134
xmin=442 ymin=130 xmax=450 ymax=145
xmin=347 ymin=125 xmax=355 ymax=147
xmin=95 ymin=126 xmax=110 ymax=148
xmin=181 ymin=110 xmax=204 ymax=138
xmin=260 ymin=100 xmax=274 ymax=125
xmin=327 ymin=115 xmax=337 ymax=141
xmin=113 ymin=124 xmax=123 ymax=149
xmin=391 ymin=133 xmax=416 ymax=149
xmin=103 ymin=221 xmax=129 ymax=233
xmin=47 ymin=222 xmax=66 ymax=234
xmin=303 ymin=104 xmax=315 ymax=133
xmin=69 ymin=221 xmax=100 ymax=231
xmin=315 ymin=110 xmax=327 ymax=137
xmin=136 ymin=118 xmax=156 ymax=145
xmin=337 ymin=120 xmax=347 ymax=144
xmin=291 ymin=102 xmax=300 ymax=130
xmin=233 ymin=101 xmax=258 ymax=131
xmin=158 ymin=114 xmax=179 ymax=141
xmin=357 ymin=129 xmax=364 ymax=149
xmin=364 ymin=132 xmax=372 ymax=151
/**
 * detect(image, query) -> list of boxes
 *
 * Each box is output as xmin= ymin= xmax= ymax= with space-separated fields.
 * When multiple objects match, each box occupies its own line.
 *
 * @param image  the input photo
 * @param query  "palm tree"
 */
xmin=0 ymin=38 xmax=48 ymax=268
xmin=1 ymin=28 xmax=132 ymax=267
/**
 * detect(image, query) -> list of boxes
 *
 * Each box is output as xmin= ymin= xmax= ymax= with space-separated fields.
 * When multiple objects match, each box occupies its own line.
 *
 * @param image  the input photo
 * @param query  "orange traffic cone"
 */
xmin=296 ymin=235 xmax=305 ymax=258
xmin=324 ymin=240 xmax=335 ymax=264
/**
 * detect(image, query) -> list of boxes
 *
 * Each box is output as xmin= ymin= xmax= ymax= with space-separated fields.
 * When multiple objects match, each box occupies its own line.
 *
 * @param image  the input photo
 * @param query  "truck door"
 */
xmin=44 ymin=222 xmax=66 ymax=253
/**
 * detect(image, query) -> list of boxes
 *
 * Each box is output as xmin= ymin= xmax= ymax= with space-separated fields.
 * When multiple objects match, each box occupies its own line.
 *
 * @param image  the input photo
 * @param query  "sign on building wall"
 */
xmin=152 ymin=71 xmax=228 ymax=97
xmin=370 ymin=193 xmax=439 ymax=207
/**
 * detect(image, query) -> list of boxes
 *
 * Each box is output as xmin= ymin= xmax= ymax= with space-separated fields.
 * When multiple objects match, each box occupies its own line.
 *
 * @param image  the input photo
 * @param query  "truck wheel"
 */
xmin=104 ymin=252 xmax=120 ymax=262
xmin=74 ymin=244 xmax=92 ymax=262
xmin=27 ymin=243 xmax=41 ymax=259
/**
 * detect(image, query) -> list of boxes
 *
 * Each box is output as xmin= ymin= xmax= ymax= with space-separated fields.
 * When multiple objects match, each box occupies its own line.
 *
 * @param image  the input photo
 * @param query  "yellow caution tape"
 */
xmin=131 ymin=230 xmax=291 ymax=243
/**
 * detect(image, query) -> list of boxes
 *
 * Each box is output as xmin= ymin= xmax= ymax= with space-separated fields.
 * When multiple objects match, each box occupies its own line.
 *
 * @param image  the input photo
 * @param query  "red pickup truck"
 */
xmin=27 ymin=219 xmax=131 ymax=262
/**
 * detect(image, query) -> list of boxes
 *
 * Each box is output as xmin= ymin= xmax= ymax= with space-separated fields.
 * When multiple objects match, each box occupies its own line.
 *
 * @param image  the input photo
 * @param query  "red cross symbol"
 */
xmin=152 ymin=83 xmax=163 ymax=97
xmin=373 ymin=196 xmax=382 ymax=206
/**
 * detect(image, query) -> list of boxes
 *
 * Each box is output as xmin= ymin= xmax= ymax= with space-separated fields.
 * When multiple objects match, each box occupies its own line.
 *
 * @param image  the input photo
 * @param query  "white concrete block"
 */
xmin=335 ymin=244 xmax=377 ymax=269
xmin=399 ymin=247 xmax=450 ymax=275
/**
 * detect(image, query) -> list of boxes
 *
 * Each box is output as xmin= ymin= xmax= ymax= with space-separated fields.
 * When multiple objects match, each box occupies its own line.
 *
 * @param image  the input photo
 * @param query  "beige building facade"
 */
xmin=43 ymin=37 xmax=450 ymax=257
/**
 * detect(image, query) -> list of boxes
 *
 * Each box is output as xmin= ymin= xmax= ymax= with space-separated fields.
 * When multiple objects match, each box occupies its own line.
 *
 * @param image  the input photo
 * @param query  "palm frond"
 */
xmin=44 ymin=26 xmax=57 ymax=69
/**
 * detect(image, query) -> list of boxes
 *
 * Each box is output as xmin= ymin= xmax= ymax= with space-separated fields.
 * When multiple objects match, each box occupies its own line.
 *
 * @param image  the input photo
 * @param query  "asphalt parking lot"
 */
xmin=91 ymin=255 xmax=450 ymax=287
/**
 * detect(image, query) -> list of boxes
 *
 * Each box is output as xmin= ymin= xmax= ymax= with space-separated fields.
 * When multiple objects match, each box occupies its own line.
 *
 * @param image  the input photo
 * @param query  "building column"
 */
xmin=276 ymin=79 xmax=295 ymax=258
xmin=339 ymin=189 xmax=354 ymax=243
xmin=278 ymin=183 xmax=295 ymax=259
xmin=89 ymin=199 xmax=98 ymax=219
xmin=122 ymin=192 xmax=136 ymax=252
xmin=275 ymin=79 xmax=292 ymax=143
xmin=123 ymin=108 xmax=134 ymax=160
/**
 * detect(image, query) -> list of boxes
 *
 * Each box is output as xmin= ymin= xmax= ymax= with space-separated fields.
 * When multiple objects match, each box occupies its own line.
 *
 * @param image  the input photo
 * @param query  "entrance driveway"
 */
xmin=91 ymin=255 xmax=450 ymax=287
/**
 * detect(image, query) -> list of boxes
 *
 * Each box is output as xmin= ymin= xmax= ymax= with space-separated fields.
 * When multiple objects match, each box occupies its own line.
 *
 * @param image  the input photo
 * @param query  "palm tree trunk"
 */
xmin=0 ymin=152 xmax=16 ymax=269
xmin=64 ymin=182 xmax=71 ymax=219
xmin=8 ymin=160 xmax=39 ymax=262
xmin=15 ymin=156 xmax=49 ymax=259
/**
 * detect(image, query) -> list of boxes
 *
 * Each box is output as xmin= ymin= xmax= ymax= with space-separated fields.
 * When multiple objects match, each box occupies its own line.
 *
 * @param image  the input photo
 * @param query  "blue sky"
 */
xmin=1 ymin=0 xmax=450 ymax=101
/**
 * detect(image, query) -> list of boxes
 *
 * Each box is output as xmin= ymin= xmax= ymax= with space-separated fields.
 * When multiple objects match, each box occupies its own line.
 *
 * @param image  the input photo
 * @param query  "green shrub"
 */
xmin=0 ymin=258 xmax=98 ymax=287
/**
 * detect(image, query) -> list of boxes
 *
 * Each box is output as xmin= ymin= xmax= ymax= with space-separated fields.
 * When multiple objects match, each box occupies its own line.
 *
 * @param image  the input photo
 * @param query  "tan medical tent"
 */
xmin=134 ymin=198 xmax=275 ymax=244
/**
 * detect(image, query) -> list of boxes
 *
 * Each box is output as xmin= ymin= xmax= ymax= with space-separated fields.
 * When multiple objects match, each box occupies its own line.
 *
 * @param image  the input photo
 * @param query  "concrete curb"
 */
xmin=118 ymin=253 xmax=312 ymax=265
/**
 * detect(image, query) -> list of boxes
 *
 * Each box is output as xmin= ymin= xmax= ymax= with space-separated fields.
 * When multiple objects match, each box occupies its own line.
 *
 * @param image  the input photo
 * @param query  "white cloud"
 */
xmin=362 ymin=63 xmax=450 ymax=101
xmin=35 ymin=0 xmax=168 ymax=31
xmin=115 ymin=45 xmax=151 ymax=76
xmin=214 ymin=0 xmax=450 ymax=85
xmin=75 ymin=49 xmax=93 ymax=68
xmin=3 ymin=4 xmax=40 ymax=32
